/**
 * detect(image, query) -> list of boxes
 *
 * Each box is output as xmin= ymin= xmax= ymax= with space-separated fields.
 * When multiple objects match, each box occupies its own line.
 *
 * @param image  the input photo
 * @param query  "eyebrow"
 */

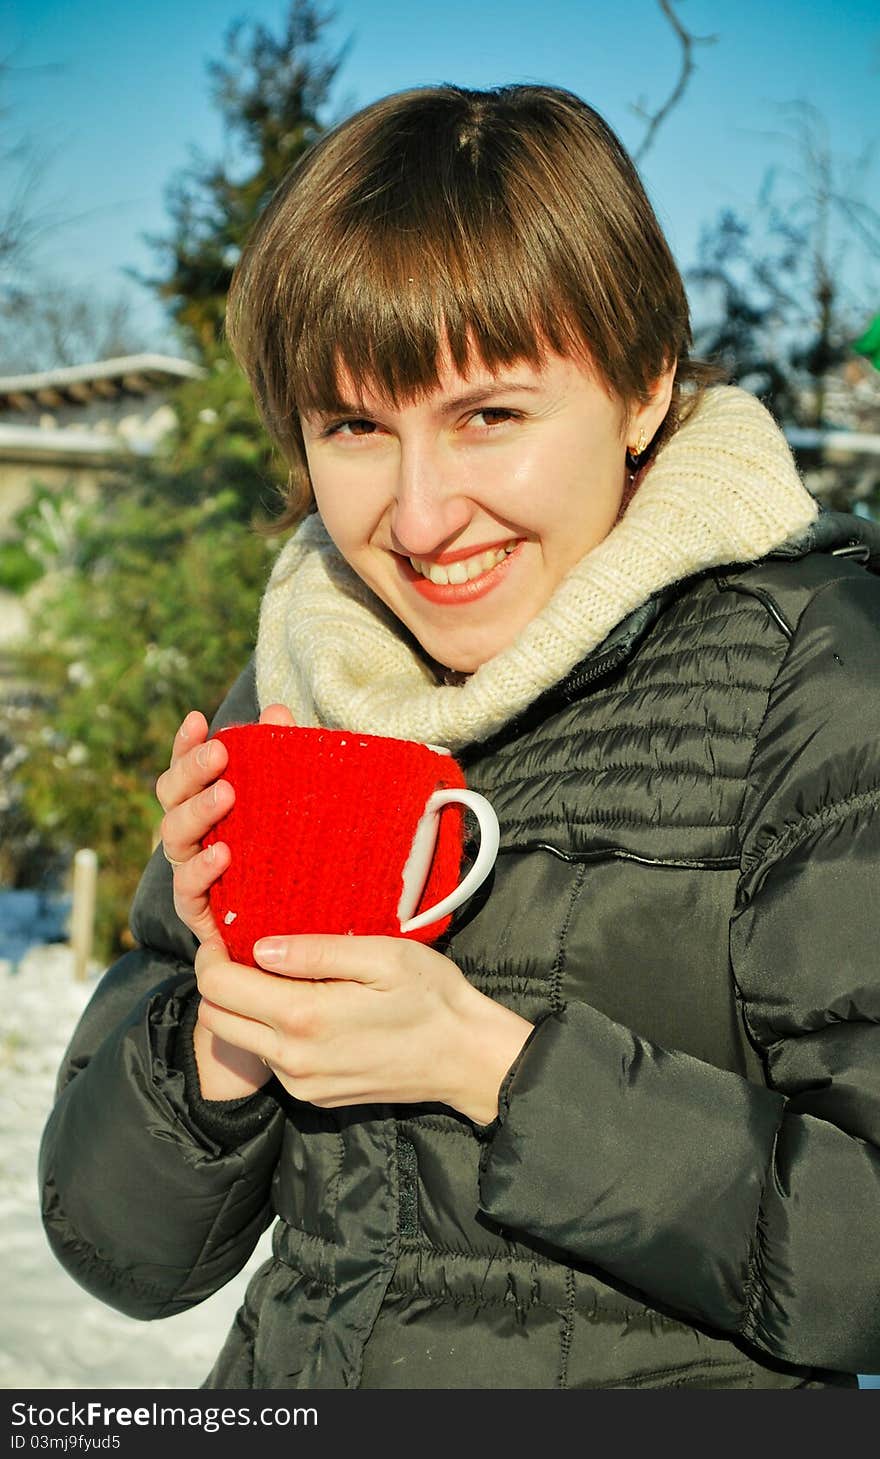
xmin=310 ymin=381 xmax=545 ymax=420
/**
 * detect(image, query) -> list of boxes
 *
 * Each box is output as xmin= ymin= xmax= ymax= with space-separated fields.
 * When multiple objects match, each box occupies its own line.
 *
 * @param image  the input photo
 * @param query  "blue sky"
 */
xmin=4 ymin=0 xmax=879 ymax=357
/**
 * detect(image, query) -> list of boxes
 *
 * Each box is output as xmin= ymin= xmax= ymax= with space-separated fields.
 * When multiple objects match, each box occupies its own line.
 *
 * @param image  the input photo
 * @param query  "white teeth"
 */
xmin=409 ymin=542 xmax=518 ymax=586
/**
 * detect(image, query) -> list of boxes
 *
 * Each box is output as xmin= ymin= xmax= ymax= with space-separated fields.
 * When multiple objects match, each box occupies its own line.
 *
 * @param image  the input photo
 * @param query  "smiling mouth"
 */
xmin=409 ymin=542 xmax=519 ymax=586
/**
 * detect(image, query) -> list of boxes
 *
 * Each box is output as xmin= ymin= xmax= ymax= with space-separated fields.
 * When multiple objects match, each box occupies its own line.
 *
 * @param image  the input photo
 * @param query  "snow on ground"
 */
xmin=3 ymin=941 xmax=878 ymax=1391
xmin=0 ymin=943 xmax=272 ymax=1391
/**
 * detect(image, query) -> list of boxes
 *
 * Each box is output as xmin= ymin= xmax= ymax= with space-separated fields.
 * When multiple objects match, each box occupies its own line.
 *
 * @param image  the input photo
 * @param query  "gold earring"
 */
xmin=628 ymin=429 xmax=649 ymax=458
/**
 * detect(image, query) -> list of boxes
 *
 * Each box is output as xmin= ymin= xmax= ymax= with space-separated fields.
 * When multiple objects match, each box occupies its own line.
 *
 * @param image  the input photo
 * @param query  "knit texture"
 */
xmin=202 ymin=724 xmax=467 ymax=963
xmin=255 ymin=384 xmax=819 ymax=751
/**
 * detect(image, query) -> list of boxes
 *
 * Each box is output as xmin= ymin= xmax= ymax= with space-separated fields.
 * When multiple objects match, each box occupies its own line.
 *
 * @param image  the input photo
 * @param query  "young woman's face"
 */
xmin=301 ymin=347 xmax=655 ymax=673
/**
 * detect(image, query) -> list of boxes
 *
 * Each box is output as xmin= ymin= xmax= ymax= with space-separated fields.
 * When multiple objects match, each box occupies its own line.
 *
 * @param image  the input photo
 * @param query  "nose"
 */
xmin=389 ymin=440 xmax=472 ymax=558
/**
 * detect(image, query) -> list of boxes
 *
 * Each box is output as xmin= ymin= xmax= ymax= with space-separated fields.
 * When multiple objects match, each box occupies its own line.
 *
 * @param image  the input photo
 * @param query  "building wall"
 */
xmin=0 ymin=461 xmax=108 ymax=538
xmin=0 ymin=389 xmax=178 ymax=537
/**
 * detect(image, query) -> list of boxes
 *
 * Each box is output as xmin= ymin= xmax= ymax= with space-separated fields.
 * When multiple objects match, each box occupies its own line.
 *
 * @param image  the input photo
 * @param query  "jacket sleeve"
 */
xmin=38 ymin=660 xmax=286 ymax=1320
xmin=477 ymin=568 xmax=880 ymax=1375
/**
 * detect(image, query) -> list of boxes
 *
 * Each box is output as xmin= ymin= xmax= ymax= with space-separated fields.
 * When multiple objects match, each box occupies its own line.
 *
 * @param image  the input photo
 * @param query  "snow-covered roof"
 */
xmin=0 ymin=354 xmax=204 ymax=412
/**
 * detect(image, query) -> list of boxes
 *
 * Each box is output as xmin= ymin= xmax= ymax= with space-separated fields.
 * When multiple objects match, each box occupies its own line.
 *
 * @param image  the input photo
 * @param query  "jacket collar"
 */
xmin=767 ymin=506 xmax=880 ymax=566
xmin=540 ymin=506 xmax=880 ymax=728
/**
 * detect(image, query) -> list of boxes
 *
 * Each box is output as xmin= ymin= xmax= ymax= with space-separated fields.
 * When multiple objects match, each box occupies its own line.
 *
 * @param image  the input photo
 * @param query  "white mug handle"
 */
xmin=397 ymin=788 xmax=500 ymax=934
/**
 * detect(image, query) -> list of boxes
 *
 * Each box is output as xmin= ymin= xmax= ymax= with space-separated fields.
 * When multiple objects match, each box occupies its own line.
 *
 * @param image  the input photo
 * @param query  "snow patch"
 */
xmin=0 ymin=944 xmax=271 ymax=1390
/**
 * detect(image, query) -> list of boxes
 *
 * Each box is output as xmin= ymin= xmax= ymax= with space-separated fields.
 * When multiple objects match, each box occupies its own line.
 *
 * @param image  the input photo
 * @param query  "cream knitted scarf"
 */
xmin=255 ymin=385 xmax=818 ymax=751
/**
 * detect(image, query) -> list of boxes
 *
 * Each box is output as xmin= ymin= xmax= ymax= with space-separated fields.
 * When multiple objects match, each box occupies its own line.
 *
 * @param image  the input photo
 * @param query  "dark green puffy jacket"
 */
xmin=39 ymin=509 xmax=880 ymax=1389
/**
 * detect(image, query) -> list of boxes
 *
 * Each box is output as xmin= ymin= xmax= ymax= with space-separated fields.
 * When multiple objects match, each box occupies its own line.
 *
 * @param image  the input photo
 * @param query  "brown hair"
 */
xmin=226 ymin=83 xmax=723 ymax=530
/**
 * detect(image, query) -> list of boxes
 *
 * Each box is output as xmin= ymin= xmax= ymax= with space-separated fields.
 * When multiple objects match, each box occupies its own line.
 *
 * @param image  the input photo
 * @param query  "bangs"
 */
xmin=278 ymin=175 xmax=592 ymax=419
xmin=287 ymin=218 xmax=588 ymax=419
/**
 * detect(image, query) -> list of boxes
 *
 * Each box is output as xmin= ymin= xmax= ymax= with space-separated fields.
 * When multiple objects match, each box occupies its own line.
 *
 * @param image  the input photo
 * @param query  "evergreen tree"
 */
xmin=9 ymin=480 xmax=277 ymax=958
xmin=138 ymin=0 xmax=346 ymax=356
xmin=3 ymin=2 xmax=348 ymax=957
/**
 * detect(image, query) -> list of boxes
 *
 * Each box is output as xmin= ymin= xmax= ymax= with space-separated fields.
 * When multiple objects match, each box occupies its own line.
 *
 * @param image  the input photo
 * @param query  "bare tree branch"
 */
xmin=833 ymin=194 xmax=880 ymax=258
xmin=631 ymin=0 xmax=718 ymax=162
xmin=0 ymin=56 xmax=77 ymax=286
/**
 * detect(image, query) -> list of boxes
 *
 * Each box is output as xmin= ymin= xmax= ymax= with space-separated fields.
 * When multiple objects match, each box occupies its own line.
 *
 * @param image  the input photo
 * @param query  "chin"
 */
xmin=427 ymin=635 xmax=511 ymax=677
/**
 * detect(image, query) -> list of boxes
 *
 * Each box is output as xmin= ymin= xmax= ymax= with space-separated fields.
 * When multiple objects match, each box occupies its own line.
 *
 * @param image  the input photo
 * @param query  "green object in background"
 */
xmin=852 ymin=312 xmax=880 ymax=369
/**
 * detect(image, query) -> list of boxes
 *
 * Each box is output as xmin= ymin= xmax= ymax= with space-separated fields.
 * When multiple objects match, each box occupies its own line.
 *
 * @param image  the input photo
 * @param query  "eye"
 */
xmin=321 ymin=417 xmax=378 ymax=438
xmin=471 ymin=408 xmax=520 ymax=429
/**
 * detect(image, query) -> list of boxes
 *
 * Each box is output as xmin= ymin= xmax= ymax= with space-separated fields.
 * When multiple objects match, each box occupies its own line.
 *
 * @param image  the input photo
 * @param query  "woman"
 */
xmin=39 ymin=83 xmax=880 ymax=1389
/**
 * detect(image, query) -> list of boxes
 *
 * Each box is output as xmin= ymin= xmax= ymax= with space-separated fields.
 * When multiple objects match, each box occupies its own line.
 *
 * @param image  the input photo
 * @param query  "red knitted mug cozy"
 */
xmin=201 ymin=723 xmax=469 ymax=965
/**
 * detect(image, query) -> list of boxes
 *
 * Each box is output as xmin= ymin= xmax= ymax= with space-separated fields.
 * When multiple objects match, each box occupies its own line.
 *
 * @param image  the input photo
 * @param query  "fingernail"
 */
xmin=254 ymin=938 xmax=286 ymax=965
xmin=197 ymin=744 xmax=212 ymax=770
xmin=205 ymin=843 xmax=215 ymax=861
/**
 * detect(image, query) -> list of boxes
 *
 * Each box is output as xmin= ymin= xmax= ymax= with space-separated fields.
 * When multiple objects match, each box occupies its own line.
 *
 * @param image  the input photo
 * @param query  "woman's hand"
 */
xmin=155 ymin=708 xmax=231 ymax=945
xmin=155 ymin=702 xmax=297 ymax=945
xmin=155 ymin=701 xmax=297 ymax=1101
xmin=194 ymin=932 xmax=535 ymax=1125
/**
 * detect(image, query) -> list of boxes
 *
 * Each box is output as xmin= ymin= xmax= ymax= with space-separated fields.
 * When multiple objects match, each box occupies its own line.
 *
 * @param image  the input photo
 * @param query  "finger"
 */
xmin=196 ymin=997 xmax=278 ymax=1066
xmin=169 ymin=710 xmax=208 ymax=770
xmin=259 ymin=702 xmax=297 ymax=727
xmin=159 ymin=777 xmax=235 ymax=863
xmin=156 ymin=734 xmax=229 ymax=813
xmin=172 ymin=841 xmax=230 ymax=944
xmin=195 ymin=936 xmax=303 ymax=1027
xmin=252 ymin=933 xmax=398 ymax=983
xmin=194 ymin=933 xmax=232 ymax=976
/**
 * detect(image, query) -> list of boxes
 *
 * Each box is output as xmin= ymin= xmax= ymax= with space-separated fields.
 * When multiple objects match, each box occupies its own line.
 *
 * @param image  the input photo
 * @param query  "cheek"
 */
xmin=307 ymin=441 xmax=398 ymax=545
xmin=308 ymin=463 xmax=366 ymax=551
xmin=510 ymin=431 xmax=623 ymax=539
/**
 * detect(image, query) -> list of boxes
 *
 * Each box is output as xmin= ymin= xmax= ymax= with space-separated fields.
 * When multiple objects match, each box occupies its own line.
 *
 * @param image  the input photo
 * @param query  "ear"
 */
xmin=628 ymin=360 xmax=677 ymax=450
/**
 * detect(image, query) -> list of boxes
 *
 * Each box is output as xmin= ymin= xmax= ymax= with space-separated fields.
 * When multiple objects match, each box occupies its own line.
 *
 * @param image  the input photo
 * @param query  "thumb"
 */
xmin=259 ymin=702 xmax=297 ymax=727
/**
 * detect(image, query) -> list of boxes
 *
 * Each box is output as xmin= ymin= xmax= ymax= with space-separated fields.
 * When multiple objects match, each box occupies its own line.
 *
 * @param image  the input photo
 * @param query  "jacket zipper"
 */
xmin=557 ymin=640 xmax=634 ymax=699
xmin=396 ymin=1129 xmax=419 ymax=1237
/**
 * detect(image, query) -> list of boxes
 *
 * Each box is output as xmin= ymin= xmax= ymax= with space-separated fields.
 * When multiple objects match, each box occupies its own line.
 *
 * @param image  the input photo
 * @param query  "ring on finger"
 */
xmin=161 ymin=843 xmax=185 ymax=870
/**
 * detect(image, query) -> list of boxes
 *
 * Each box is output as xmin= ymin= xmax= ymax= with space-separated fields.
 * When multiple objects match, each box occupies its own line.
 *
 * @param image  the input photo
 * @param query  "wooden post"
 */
xmin=70 ymin=847 xmax=98 ymax=982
